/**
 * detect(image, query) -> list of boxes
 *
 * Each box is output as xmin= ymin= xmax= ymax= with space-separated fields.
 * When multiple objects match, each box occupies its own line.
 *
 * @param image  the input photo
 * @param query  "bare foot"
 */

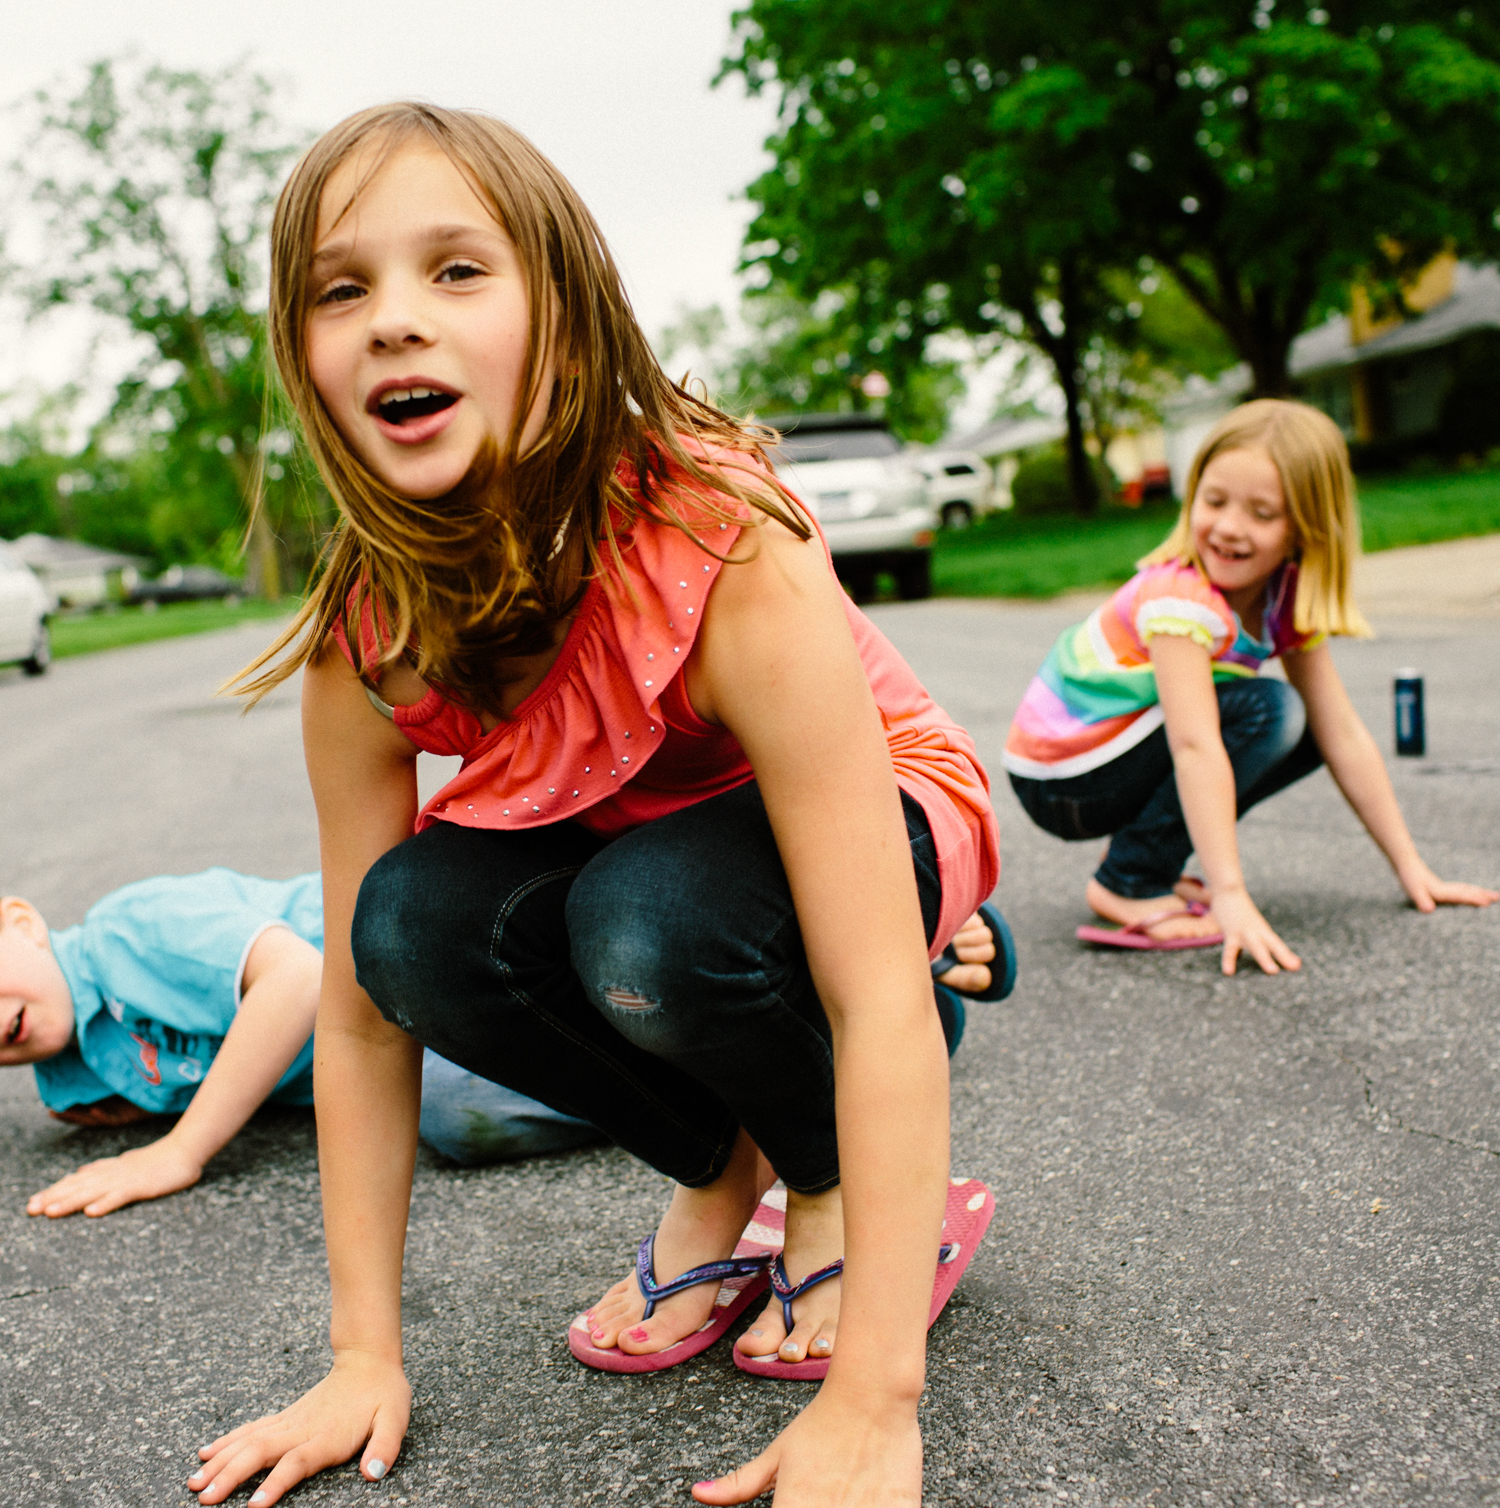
xmin=735 ymin=1185 xmax=844 ymax=1365
xmin=585 ymin=1130 xmax=772 ymax=1357
xmin=935 ymin=910 xmax=995 ymax=995
xmin=1173 ymin=875 xmax=1210 ymax=906
xmin=1084 ymin=877 xmax=1220 ymax=942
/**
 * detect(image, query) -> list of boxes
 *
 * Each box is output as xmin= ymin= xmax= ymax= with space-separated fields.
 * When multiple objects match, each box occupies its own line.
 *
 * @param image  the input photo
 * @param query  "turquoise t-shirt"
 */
xmin=34 ymin=870 xmax=323 ymax=1115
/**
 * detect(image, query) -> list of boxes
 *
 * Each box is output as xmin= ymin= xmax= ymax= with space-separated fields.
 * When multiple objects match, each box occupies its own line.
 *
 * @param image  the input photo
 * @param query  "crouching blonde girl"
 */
xmin=1004 ymin=399 xmax=1494 ymax=974
xmin=191 ymin=103 xmax=1002 ymax=1508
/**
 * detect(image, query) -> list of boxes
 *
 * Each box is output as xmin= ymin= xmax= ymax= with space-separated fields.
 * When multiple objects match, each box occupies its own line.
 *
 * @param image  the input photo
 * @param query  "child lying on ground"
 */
xmin=1 ymin=868 xmax=602 ymax=1218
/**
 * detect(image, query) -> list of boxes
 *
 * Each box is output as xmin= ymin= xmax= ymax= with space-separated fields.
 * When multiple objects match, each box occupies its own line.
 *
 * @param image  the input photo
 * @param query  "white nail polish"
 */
xmin=250 ymin=1494 xmax=266 ymax=1505
xmin=367 ymin=1459 xmax=387 ymax=1480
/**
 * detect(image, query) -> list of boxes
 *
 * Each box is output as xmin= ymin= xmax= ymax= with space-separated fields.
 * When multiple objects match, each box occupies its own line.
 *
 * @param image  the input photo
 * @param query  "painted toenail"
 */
xmin=749 ymin=1328 xmax=763 ymax=1336
xmin=628 ymin=1327 xmax=650 ymax=1342
xmin=366 ymin=1458 xmax=387 ymax=1480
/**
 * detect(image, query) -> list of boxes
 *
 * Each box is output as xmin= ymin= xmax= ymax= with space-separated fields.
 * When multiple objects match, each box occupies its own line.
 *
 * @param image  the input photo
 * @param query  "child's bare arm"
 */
xmin=1151 ymin=633 xmax=1302 ymax=975
xmin=1284 ymin=647 xmax=1499 ymax=910
xmin=27 ymin=927 xmax=321 ymax=1218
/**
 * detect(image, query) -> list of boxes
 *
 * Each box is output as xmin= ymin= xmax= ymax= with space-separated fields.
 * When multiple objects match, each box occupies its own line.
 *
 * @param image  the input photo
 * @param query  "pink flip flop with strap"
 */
xmin=568 ymin=1193 xmax=786 ymax=1374
xmin=732 ymin=1176 xmax=996 ymax=1381
xmin=1076 ymin=899 xmax=1224 ymax=952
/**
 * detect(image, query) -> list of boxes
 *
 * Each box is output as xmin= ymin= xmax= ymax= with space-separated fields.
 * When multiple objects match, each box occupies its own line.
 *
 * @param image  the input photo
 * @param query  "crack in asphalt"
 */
xmin=1342 ymin=1054 xmax=1500 ymax=1158
xmin=2 ymin=1285 xmax=72 ymax=1302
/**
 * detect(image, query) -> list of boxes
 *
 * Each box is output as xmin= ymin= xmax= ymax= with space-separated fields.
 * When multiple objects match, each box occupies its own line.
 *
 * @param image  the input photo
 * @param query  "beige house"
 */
xmin=8 ymin=534 xmax=143 ymax=609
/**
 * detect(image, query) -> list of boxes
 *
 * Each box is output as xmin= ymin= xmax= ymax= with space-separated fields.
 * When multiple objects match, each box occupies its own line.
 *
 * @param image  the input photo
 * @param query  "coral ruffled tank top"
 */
xmin=337 ymin=492 xmax=999 ymax=957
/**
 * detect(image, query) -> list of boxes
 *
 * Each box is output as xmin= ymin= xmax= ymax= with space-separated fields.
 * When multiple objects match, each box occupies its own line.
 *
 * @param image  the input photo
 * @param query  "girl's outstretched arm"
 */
xmin=686 ymin=519 xmax=946 ymax=1507
xmin=27 ymin=927 xmax=321 ymax=1219
xmin=1151 ymin=634 xmax=1302 ymax=975
xmin=1283 ymin=646 xmax=1498 ymax=911
xmin=190 ymin=645 xmax=423 ymax=1507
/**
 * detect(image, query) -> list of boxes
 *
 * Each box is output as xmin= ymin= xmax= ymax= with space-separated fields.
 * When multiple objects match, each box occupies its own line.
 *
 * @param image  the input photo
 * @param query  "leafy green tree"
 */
xmin=0 ymin=417 xmax=66 ymax=541
xmin=723 ymin=1 xmax=1500 ymax=505
xmin=660 ymin=287 xmax=964 ymax=442
xmin=5 ymin=58 xmax=311 ymax=592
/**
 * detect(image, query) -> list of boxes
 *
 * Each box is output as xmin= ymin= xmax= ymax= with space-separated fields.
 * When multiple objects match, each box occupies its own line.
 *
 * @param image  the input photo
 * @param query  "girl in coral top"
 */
xmin=1004 ymin=399 xmax=1494 ymax=972
xmin=192 ymin=104 xmax=1005 ymax=1508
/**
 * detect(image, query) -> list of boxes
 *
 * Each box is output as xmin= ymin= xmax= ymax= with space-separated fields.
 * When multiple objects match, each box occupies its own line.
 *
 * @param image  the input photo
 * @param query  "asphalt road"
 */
xmin=2 ymin=601 xmax=1497 ymax=1508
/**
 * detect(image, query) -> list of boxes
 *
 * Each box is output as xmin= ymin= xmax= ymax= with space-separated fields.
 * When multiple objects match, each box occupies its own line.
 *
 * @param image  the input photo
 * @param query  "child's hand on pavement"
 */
xmin=1210 ymin=886 xmax=1301 ymax=977
xmin=27 ymin=1136 xmax=205 ymax=1218
xmin=189 ymin=1353 xmax=411 ymax=1505
xmin=692 ymin=1384 xmax=921 ymax=1507
xmin=1398 ymin=859 xmax=1499 ymax=913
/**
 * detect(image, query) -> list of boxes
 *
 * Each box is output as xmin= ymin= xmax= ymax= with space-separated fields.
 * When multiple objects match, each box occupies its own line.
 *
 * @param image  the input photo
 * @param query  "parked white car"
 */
xmin=0 ymin=540 xmax=53 ymax=675
xmin=766 ymin=413 xmax=935 ymax=600
xmin=915 ymin=450 xmax=996 ymax=530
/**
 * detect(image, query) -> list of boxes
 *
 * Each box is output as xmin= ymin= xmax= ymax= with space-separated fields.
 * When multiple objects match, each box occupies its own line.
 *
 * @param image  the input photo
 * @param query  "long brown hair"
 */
xmin=1141 ymin=399 xmax=1371 ymax=639
xmin=230 ymin=102 xmax=805 ymax=708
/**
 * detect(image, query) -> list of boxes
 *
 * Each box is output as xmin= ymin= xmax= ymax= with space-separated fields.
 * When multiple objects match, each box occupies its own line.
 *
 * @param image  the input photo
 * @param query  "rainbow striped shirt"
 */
xmin=1003 ymin=561 xmax=1323 ymax=780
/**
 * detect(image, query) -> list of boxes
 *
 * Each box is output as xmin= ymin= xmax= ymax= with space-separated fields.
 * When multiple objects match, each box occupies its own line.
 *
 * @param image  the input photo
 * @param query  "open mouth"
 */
xmin=374 ymin=386 xmax=459 ymax=427
xmin=5 ymin=1006 xmax=24 ymax=1047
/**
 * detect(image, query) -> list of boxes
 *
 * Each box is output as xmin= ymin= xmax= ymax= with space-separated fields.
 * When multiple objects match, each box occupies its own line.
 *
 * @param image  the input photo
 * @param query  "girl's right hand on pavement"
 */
xmin=189 ymin=1354 xmax=410 ymax=1505
xmin=1211 ymin=885 xmax=1300 ymax=976
xmin=693 ymin=1385 xmax=922 ymax=1507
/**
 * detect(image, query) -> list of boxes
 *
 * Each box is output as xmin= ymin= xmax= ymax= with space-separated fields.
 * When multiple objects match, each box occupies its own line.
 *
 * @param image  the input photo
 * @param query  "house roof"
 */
xmin=1290 ymin=261 xmax=1500 ymax=378
xmin=8 ymin=533 xmax=144 ymax=573
xmin=946 ymin=413 xmax=1068 ymax=458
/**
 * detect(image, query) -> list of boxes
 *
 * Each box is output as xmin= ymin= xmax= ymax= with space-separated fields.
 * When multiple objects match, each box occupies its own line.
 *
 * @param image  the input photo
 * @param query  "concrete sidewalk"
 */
xmin=1 ymin=602 xmax=1497 ymax=1507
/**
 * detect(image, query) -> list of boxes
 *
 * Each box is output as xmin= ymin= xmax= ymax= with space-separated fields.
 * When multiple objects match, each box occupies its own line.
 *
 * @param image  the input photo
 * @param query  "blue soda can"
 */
xmin=1394 ymin=670 xmax=1425 ymax=757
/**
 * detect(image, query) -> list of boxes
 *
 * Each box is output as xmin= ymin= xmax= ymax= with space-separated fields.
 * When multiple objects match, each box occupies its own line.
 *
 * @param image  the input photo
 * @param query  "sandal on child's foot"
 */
xmin=568 ymin=1198 xmax=784 ymax=1374
xmin=1076 ymin=900 xmax=1223 ymax=952
xmin=732 ymin=1177 xmax=996 ymax=1381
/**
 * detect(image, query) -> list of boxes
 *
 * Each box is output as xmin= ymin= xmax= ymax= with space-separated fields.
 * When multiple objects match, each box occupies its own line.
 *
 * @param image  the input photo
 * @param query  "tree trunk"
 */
xmin=1055 ymin=259 xmax=1099 ymax=516
xmin=245 ymin=506 xmax=282 ymax=601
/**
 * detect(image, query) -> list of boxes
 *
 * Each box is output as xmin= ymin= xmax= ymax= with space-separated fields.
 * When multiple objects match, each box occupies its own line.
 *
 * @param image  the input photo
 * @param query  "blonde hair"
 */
xmin=231 ymin=103 xmax=804 ymax=709
xmin=1142 ymin=399 xmax=1371 ymax=638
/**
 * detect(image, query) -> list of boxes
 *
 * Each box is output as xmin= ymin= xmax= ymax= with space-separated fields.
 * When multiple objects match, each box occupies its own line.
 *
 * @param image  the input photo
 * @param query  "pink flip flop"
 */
xmin=567 ymin=1193 xmax=786 ymax=1374
xmin=732 ymin=1176 xmax=997 ymax=1381
xmin=1076 ymin=899 xmax=1224 ymax=952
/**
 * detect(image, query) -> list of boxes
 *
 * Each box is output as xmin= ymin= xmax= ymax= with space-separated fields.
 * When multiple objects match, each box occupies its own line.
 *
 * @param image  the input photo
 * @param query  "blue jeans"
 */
xmin=1009 ymin=677 xmax=1323 ymax=899
xmin=419 ymin=1049 xmax=606 ymax=1166
xmin=352 ymin=781 xmax=944 ymax=1195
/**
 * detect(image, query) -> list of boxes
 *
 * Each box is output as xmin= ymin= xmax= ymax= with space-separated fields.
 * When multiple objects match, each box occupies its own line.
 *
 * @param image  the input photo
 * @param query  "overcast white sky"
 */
xmin=0 ymin=1 xmax=1016 ymax=442
xmin=0 ymin=0 xmax=781 ymax=420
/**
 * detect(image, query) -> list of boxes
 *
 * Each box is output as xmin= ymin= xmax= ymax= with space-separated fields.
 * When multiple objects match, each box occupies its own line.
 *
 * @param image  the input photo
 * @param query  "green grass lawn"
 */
xmin=932 ymin=464 xmax=1500 ymax=599
xmin=49 ymin=597 xmax=292 ymax=660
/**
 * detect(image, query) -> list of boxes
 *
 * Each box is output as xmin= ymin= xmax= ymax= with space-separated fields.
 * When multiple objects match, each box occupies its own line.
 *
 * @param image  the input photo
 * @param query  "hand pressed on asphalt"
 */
xmin=188 ymin=1354 xmax=410 ymax=1505
xmin=692 ymin=1386 xmax=922 ymax=1507
xmin=1398 ymin=858 xmax=1499 ymax=913
xmin=27 ymin=1139 xmax=204 ymax=1219
xmin=1211 ymin=886 xmax=1301 ymax=977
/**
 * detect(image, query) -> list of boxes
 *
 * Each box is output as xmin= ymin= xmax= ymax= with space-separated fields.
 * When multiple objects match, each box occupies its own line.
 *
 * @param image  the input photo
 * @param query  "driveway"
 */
xmin=1 ymin=602 xmax=1496 ymax=1506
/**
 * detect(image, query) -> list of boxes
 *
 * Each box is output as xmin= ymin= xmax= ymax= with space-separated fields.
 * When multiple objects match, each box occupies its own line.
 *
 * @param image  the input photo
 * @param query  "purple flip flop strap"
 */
xmin=768 ymin=1241 xmax=959 ymax=1332
xmin=635 ymin=1234 xmax=771 ymax=1320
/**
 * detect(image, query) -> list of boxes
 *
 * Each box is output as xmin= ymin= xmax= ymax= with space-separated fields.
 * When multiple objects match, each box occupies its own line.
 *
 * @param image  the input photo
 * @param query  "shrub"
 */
xmin=1010 ymin=447 xmax=1118 ymax=515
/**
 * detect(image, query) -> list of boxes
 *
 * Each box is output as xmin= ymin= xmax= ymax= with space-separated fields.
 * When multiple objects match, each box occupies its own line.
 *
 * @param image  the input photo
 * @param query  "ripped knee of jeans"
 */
xmin=603 ymin=986 xmax=659 ymax=1013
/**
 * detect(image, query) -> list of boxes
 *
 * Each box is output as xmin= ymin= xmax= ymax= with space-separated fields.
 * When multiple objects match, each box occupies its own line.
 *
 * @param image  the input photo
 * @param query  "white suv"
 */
xmin=0 ymin=540 xmax=53 ymax=675
xmin=766 ymin=413 xmax=935 ymax=600
xmin=916 ymin=450 xmax=995 ymax=530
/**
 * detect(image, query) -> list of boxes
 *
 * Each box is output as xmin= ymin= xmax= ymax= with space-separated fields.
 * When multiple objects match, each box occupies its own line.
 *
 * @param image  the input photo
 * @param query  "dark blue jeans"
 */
xmin=351 ymin=781 xmax=943 ymax=1195
xmin=1009 ymin=677 xmax=1323 ymax=900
